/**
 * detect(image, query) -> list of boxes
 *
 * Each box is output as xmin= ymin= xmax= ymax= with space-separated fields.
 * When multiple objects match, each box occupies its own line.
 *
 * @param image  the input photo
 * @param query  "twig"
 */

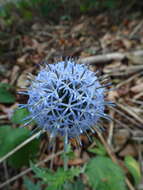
xmin=0 ymin=150 xmax=63 ymax=189
xmin=105 ymin=65 xmax=143 ymax=76
xmin=127 ymin=98 xmax=143 ymax=105
xmin=78 ymin=50 xmax=143 ymax=64
xmin=130 ymin=20 xmax=143 ymax=38
xmin=3 ymin=161 xmax=10 ymax=189
xmin=0 ymin=115 xmax=8 ymax=120
xmin=97 ymin=131 xmax=135 ymax=190
xmin=116 ymin=73 xmax=140 ymax=88
xmin=111 ymin=106 xmax=142 ymax=129
xmin=117 ymin=103 xmax=143 ymax=124
xmin=134 ymin=92 xmax=143 ymax=100
xmin=107 ymin=110 xmax=114 ymax=146
xmin=107 ymin=108 xmax=133 ymax=132
xmin=0 ymin=131 xmax=44 ymax=164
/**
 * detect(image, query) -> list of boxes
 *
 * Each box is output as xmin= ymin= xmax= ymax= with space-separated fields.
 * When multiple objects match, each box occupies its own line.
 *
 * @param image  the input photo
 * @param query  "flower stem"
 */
xmin=64 ymin=132 xmax=68 ymax=171
xmin=64 ymin=151 xmax=68 ymax=171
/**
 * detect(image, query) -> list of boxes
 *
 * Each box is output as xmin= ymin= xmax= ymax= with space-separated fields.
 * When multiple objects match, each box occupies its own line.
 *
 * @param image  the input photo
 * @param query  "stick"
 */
xmin=117 ymin=103 xmax=143 ymax=124
xmin=3 ymin=161 xmax=10 ymax=189
xmin=129 ymin=20 xmax=143 ymax=38
xmin=107 ymin=110 xmax=114 ymax=146
xmin=78 ymin=50 xmax=143 ymax=64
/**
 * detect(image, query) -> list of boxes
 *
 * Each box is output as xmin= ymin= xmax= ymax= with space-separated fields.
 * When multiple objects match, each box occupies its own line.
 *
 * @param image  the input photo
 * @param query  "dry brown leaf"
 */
xmin=17 ymin=72 xmax=29 ymax=88
xmin=122 ymin=39 xmax=132 ymax=49
xmin=103 ymin=61 xmax=122 ymax=73
xmin=0 ymin=104 xmax=17 ymax=119
xmin=68 ymin=158 xmax=84 ymax=166
xmin=72 ymin=23 xmax=85 ymax=33
xmin=107 ymin=90 xmax=119 ymax=101
xmin=117 ymin=85 xmax=130 ymax=96
xmin=119 ymin=144 xmax=137 ymax=157
xmin=131 ymin=83 xmax=143 ymax=93
xmin=17 ymin=54 xmax=29 ymax=64
xmin=100 ymin=33 xmax=113 ymax=49
xmin=127 ymin=53 xmax=143 ymax=64
xmin=10 ymin=65 xmax=20 ymax=85
xmin=114 ymin=129 xmax=130 ymax=146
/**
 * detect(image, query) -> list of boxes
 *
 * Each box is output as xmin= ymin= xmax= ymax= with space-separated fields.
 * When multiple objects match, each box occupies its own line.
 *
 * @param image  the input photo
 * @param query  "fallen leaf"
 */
xmin=119 ymin=144 xmax=137 ymax=157
xmin=127 ymin=53 xmax=143 ymax=64
xmin=17 ymin=71 xmax=30 ymax=88
xmin=131 ymin=83 xmax=143 ymax=93
xmin=17 ymin=54 xmax=29 ymax=64
xmin=114 ymin=129 xmax=130 ymax=146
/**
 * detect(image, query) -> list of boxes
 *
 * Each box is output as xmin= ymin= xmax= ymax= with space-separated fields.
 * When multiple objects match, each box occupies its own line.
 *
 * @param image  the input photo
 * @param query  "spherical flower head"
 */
xmin=21 ymin=59 xmax=111 ymax=145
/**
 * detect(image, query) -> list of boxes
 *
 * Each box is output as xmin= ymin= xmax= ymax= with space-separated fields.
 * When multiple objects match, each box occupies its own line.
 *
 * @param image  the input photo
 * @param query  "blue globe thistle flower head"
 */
xmin=20 ymin=59 xmax=112 ymax=147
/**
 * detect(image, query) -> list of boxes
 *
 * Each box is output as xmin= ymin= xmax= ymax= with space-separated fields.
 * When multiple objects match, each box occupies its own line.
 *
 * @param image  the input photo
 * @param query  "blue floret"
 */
xmin=20 ymin=59 xmax=112 ymax=146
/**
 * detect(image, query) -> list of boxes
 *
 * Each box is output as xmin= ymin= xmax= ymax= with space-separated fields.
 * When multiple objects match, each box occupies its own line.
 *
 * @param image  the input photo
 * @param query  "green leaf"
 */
xmin=11 ymin=108 xmax=30 ymax=124
xmin=0 ymin=125 xmax=12 ymax=141
xmin=0 ymin=8 xmax=8 ymax=18
xmin=0 ymin=126 xmax=40 ymax=168
xmin=31 ymin=163 xmax=81 ymax=190
xmin=63 ymin=179 xmax=85 ymax=190
xmin=124 ymin=156 xmax=141 ymax=185
xmin=24 ymin=176 xmax=42 ymax=190
xmin=0 ymin=83 xmax=15 ymax=103
xmin=16 ymin=0 xmax=30 ymax=9
xmin=85 ymin=156 xmax=127 ymax=190
xmin=104 ymin=0 xmax=117 ymax=9
xmin=22 ymin=10 xmax=33 ymax=20
xmin=88 ymin=138 xmax=106 ymax=156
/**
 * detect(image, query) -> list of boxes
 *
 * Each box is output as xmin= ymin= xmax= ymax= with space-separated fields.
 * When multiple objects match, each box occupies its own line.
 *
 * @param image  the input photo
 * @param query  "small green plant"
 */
xmin=23 ymin=154 xmax=131 ymax=190
xmin=27 ymin=162 xmax=82 ymax=190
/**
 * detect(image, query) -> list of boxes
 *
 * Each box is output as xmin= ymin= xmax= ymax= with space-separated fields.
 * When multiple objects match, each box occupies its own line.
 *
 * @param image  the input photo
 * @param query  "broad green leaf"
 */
xmin=11 ymin=108 xmax=30 ymax=124
xmin=0 ymin=83 xmax=15 ymax=103
xmin=125 ymin=156 xmax=141 ymax=185
xmin=0 ymin=126 xmax=40 ymax=168
xmin=0 ymin=125 xmax=12 ymax=145
xmin=85 ymin=156 xmax=127 ymax=190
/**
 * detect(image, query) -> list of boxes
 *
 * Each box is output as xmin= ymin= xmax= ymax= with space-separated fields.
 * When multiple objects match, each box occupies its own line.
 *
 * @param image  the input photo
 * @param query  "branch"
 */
xmin=78 ymin=50 xmax=143 ymax=64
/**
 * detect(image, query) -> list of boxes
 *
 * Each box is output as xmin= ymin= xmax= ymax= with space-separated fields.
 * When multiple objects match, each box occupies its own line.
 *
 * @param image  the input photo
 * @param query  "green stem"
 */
xmin=64 ymin=131 xmax=68 ymax=171
xmin=64 ymin=151 xmax=68 ymax=171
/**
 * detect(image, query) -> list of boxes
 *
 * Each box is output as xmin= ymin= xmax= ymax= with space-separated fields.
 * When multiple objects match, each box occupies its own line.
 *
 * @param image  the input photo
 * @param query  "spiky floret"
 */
xmin=19 ymin=59 xmax=112 ymax=146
